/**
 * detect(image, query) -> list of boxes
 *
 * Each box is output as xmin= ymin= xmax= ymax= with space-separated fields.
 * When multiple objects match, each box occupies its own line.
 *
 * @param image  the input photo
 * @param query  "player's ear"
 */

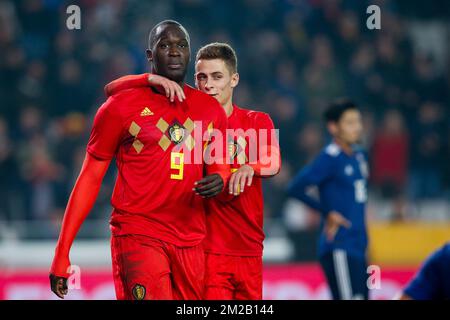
xmin=146 ymin=49 xmax=153 ymax=62
xmin=327 ymin=121 xmax=338 ymax=136
xmin=194 ymin=72 xmax=199 ymax=87
xmin=231 ymin=72 xmax=239 ymax=88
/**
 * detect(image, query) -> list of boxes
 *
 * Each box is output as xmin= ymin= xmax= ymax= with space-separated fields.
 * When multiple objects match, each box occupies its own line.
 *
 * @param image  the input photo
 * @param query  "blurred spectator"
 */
xmin=408 ymin=102 xmax=447 ymax=200
xmin=0 ymin=117 xmax=20 ymax=221
xmin=411 ymin=52 xmax=448 ymax=106
xmin=301 ymin=35 xmax=345 ymax=118
xmin=371 ymin=109 xmax=409 ymax=219
xmin=294 ymin=123 xmax=323 ymax=172
xmin=371 ymin=109 xmax=409 ymax=197
xmin=268 ymin=93 xmax=301 ymax=161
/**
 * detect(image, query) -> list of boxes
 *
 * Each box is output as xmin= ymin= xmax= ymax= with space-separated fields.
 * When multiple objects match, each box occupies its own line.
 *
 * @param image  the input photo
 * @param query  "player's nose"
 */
xmin=168 ymin=46 xmax=181 ymax=57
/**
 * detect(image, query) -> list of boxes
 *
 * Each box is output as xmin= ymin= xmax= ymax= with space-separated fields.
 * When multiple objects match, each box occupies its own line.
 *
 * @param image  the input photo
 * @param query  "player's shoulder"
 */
xmin=353 ymin=145 xmax=367 ymax=155
xmin=432 ymin=242 xmax=450 ymax=264
xmin=323 ymin=142 xmax=342 ymax=157
xmin=442 ymin=242 xmax=450 ymax=255
xmin=353 ymin=145 xmax=368 ymax=161
xmin=108 ymin=87 xmax=148 ymax=102
xmin=97 ymin=88 xmax=148 ymax=116
xmin=185 ymin=85 xmax=220 ymax=107
xmin=185 ymin=85 xmax=225 ymax=118
xmin=102 ymin=87 xmax=149 ymax=112
xmin=235 ymin=105 xmax=273 ymax=123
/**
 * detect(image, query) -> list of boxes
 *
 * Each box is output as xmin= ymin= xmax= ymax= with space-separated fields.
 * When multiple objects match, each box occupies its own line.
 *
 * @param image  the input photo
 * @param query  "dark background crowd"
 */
xmin=0 ymin=0 xmax=449 ymax=258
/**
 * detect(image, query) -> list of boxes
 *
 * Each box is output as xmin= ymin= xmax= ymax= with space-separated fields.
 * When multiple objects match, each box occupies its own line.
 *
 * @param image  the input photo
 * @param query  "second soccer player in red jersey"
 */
xmin=195 ymin=43 xmax=281 ymax=300
xmin=49 ymin=20 xmax=229 ymax=300
xmin=106 ymin=43 xmax=281 ymax=299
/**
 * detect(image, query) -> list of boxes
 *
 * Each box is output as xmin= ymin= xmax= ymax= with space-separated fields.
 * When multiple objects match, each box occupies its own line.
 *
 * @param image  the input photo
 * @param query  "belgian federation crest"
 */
xmin=168 ymin=123 xmax=185 ymax=144
xmin=228 ymin=141 xmax=239 ymax=160
xmin=132 ymin=284 xmax=146 ymax=300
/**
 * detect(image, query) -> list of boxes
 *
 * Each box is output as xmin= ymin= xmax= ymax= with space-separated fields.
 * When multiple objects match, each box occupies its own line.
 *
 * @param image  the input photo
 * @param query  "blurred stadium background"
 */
xmin=0 ymin=0 xmax=449 ymax=299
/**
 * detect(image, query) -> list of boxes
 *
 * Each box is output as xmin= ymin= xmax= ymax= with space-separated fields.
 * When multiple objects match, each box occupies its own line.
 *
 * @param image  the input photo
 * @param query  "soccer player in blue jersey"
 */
xmin=397 ymin=242 xmax=450 ymax=300
xmin=287 ymin=99 xmax=370 ymax=300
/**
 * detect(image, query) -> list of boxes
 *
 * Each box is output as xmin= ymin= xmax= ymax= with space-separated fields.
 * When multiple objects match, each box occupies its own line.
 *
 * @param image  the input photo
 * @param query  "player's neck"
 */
xmin=333 ymin=137 xmax=353 ymax=155
xmin=223 ymin=100 xmax=234 ymax=117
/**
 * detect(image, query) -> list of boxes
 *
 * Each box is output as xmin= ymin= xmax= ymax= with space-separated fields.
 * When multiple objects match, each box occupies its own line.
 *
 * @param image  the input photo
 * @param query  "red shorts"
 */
xmin=110 ymin=234 xmax=205 ymax=300
xmin=204 ymin=253 xmax=262 ymax=300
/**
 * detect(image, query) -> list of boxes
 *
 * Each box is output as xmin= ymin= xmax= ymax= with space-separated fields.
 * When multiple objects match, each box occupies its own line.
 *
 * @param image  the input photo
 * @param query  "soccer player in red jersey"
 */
xmin=105 ymin=43 xmax=281 ymax=300
xmin=49 ymin=20 xmax=229 ymax=300
xmin=196 ymin=43 xmax=280 ymax=300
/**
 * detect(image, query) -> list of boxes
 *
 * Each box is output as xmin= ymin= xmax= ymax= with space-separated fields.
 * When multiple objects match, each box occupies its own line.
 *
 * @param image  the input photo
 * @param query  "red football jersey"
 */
xmin=203 ymin=105 xmax=279 ymax=256
xmin=87 ymin=85 xmax=228 ymax=247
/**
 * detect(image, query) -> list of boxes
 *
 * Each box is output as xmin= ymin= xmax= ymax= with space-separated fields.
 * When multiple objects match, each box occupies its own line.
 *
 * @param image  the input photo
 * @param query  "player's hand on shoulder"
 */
xmin=148 ymin=74 xmax=185 ymax=103
xmin=229 ymin=165 xmax=254 ymax=196
xmin=324 ymin=211 xmax=351 ymax=242
xmin=194 ymin=174 xmax=224 ymax=198
xmin=49 ymin=273 xmax=68 ymax=299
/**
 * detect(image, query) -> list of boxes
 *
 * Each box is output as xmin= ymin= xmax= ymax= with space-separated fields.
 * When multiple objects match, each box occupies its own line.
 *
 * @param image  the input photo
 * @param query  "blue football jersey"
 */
xmin=404 ymin=243 xmax=450 ymax=300
xmin=287 ymin=142 xmax=369 ymax=258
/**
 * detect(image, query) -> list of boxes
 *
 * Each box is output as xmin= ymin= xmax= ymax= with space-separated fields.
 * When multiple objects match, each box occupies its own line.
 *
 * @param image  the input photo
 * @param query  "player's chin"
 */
xmin=163 ymin=69 xmax=186 ymax=83
xmin=352 ymin=136 xmax=362 ymax=144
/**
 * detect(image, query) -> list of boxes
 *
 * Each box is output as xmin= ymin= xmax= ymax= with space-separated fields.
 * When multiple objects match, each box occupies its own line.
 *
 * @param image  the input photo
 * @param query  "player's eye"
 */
xmin=197 ymin=74 xmax=207 ymax=81
xmin=178 ymin=43 xmax=188 ymax=48
xmin=159 ymin=43 xmax=169 ymax=49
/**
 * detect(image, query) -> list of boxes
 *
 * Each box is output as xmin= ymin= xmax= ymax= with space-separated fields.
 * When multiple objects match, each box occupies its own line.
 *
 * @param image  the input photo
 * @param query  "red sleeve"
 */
xmin=86 ymin=98 xmax=124 ymax=160
xmin=50 ymin=153 xmax=111 ymax=278
xmin=249 ymin=113 xmax=281 ymax=177
xmin=205 ymin=102 xmax=230 ymax=188
xmin=104 ymin=73 xmax=150 ymax=97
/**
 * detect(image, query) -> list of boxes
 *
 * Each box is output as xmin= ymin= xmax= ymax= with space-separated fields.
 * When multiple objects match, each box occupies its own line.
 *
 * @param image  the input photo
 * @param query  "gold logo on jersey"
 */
xmin=140 ymin=107 xmax=154 ymax=116
xmin=132 ymin=284 xmax=146 ymax=300
xmin=168 ymin=123 xmax=185 ymax=144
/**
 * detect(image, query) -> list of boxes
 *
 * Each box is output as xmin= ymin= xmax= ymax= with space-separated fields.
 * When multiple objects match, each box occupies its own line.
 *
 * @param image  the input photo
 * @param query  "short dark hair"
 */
xmin=148 ymin=20 xmax=190 ymax=49
xmin=323 ymin=99 xmax=358 ymax=123
xmin=196 ymin=42 xmax=238 ymax=74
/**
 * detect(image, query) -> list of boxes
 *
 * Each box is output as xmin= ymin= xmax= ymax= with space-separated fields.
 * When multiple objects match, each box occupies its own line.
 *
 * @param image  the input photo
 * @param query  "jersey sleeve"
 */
xmin=250 ymin=112 xmax=281 ymax=177
xmin=287 ymin=151 xmax=336 ymax=216
xmin=104 ymin=73 xmax=149 ymax=97
xmin=86 ymin=98 xmax=124 ymax=160
xmin=403 ymin=246 xmax=444 ymax=300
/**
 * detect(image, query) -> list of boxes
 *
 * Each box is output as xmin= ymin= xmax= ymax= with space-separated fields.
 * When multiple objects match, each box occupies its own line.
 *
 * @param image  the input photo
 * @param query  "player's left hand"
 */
xmin=229 ymin=165 xmax=254 ymax=195
xmin=324 ymin=211 xmax=351 ymax=242
xmin=194 ymin=174 xmax=224 ymax=198
xmin=147 ymin=74 xmax=185 ymax=103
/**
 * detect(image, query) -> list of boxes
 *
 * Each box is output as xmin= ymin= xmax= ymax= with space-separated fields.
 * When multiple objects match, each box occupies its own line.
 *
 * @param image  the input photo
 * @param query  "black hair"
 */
xmin=148 ymin=20 xmax=190 ymax=49
xmin=323 ymin=99 xmax=358 ymax=123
